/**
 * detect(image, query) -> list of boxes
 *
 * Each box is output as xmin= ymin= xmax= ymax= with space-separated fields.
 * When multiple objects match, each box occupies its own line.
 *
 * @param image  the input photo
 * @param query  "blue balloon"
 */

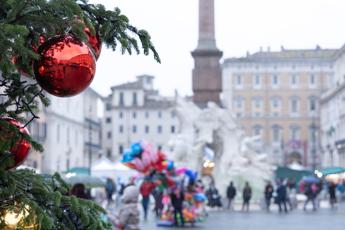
xmin=121 ymin=151 xmax=134 ymax=163
xmin=131 ymin=142 xmax=143 ymax=156
xmin=185 ymin=169 xmax=198 ymax=182
xmin=167 ymin=160 xmax=174 ymax=171
xmin=194 ymin=193 xmax=207 ymax=202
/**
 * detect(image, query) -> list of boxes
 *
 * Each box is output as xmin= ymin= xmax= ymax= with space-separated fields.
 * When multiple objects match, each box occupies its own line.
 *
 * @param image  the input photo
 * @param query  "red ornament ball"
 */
xmin=84 ymin=27 xmax=102 ymax=59
xmin=0 ymin=118 xmax=31 ymax=169
xmin=34 ymin=35 xmax=96 ymax=97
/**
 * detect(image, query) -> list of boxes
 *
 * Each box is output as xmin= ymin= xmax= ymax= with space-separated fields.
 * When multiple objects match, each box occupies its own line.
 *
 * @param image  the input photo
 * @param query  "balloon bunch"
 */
xmin=122 ymin=141 xmax=160 ymax=173
xmin=121 ymin=141 xmax=175 ymax=174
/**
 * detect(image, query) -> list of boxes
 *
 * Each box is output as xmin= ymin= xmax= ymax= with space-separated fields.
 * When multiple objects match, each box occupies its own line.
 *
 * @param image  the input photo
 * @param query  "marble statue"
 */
xmin=168 ymin=98 xmax=273 ymax=200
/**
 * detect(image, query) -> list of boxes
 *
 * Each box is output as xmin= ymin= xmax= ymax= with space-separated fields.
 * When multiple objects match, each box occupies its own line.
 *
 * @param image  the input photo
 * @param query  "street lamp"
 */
xmin=311 ymin=122 xmax=318 ymax=170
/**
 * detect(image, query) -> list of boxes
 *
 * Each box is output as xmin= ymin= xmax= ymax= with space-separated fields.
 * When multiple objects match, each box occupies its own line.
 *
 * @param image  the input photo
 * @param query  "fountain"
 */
xmin=168 ymin=98 xmax=273 ymax=200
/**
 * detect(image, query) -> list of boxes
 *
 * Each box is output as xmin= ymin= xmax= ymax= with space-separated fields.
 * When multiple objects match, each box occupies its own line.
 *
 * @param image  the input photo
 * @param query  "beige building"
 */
xmin=222 ymin=46 xmax=336 ymax=168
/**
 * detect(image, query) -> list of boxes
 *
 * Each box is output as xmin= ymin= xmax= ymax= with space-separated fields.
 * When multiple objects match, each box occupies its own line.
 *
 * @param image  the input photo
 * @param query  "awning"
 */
xmin=319 ymin=167 xmax=345 ymax=176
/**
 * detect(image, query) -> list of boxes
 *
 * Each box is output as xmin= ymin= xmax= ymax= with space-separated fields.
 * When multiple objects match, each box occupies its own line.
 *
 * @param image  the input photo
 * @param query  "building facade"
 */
xmin=102 ymin=75 xmax=179 ymax=160
xmin=320 ymin=46 xmax=345 ymax=167
xmin=25 ymin=87 xmax=103 ymax=173
xmin=222 ymin=46 xmax=336 ymax=168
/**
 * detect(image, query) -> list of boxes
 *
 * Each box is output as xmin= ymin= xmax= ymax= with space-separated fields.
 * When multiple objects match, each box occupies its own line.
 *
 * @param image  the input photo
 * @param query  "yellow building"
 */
xmin=222 ymin=46 xmax=336 ymax=168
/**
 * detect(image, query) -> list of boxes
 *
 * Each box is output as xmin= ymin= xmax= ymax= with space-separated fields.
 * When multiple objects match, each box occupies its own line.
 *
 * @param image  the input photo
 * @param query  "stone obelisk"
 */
xmin=191 ymin=0 xmax=223 ymax=108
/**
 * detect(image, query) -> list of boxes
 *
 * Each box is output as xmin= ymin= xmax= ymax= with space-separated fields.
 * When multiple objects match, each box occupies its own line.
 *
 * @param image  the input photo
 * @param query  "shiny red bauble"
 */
xmin=33 ymin=35 xmax=96 ymax=97
xmin=0 ymin=118 xmax=31 ymax=169
xmin=84 ymin=27 xmax=102 ymax=59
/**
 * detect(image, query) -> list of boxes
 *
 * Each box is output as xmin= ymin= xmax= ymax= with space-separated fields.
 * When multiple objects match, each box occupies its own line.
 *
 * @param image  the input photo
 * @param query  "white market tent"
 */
xmin=91 ymin=157 xmax=137 ymax=183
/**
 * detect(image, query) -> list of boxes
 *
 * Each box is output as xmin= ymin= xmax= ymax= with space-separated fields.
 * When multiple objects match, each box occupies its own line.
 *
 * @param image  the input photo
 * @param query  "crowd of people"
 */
xmin=68 ymin=176 xmax=345 ymax=229
xmin=222 ymin=179 xmax=345 ymax=213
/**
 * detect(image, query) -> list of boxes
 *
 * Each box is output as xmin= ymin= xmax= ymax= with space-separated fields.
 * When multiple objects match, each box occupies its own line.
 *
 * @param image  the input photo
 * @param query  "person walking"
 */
xmin=170 ymin=187 xmax=185 ymax=227
xmin=276 ymin=181 xmax=288 ymax=213
xmin=328 ymin=182 xmax=337 ymax=209
xmin=303 ymin=183 xmax=317 ymax=211
xmin=152 ymin=188 xmax=163 ymax=217
xmin=242 ymin=182 xmax=252 ymax=212
xmin=226 ymin=181 xmax=237 ymax=210
xmin=264 ymin=181 xmax=274 ymax=212
xmin=105 ymin=178 xmax=116 ymax=203
xmin=139 ymin=180 xmax=155 ymax=221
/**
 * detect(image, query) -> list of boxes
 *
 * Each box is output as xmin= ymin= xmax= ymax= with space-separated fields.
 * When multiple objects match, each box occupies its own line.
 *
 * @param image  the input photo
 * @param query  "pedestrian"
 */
xmin=112 ymin=185 xmax=140 ymax=230
xmin=70 ymin=183 xmax=91 ymax=200
xmin=152 ymin=188 xmax=164 ymax=217
xmin=242 ymin=182 xmax=252 ymax=212
xmin=303 ymin=183 xmax=317 ymax=211
xmin=105 ymin=178 xmax=116 ymax=203
xmin=276 ymin=180 xmax=288 ymax=213
xmin=264 ymin=181 xmax=273 ymax=212
xmin=139 ymin=179 xmax=155 ymax=220
xmin=328 ymin=182 xmax=337 ymax=209
xmin=206 ymin=183 xmax=223 ymax=209
xmin=226 ymin=181 xmax=237 ymax=210
xmin=170 ymin=187 xmax=185 ymax=227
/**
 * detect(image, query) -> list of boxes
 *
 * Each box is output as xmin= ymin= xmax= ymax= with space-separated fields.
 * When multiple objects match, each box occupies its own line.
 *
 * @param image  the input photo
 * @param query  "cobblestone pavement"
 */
xmin=140 ymin=206 xmax=345 ymax=230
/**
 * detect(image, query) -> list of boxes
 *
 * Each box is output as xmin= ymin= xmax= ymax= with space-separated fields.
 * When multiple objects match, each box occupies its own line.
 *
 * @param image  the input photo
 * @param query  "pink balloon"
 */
xmin=141 ymin=151 xmax=151 ymax=167
xmin=134 ymin=158 xmax=145 ymax=171
xmin=176 ymin=167 xmax=187 ymax=175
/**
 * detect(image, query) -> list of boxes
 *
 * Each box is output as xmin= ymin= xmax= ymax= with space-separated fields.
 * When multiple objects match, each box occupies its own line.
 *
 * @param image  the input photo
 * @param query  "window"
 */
xmin=236 ymin=75 xmax=242 ymax=86
xmin=291 ymin=74 xmax=299 ymax=86
xmin=253 ymin=74 xmax=261 ymax=88
xmin=254 ymin=97 xmax=262 ymax=108
xmin=107 ymin=131 xmax=112 ymax=139
xmin=272 ymin=75 xmax=278 ymax=87
xmin=171 ymin=111 xmax=176 ymax=118
xmin=119 ymin=125 xmax=123 ymax=133
xmin=119 ymin=92 xmax=124 ymax=106
xmin=309 ymin=74 xmax=316 ymax=86
xmin=132 ymin=125 xmax=137 ymax=133
xmin=171 ymin=125 xmax=176 ymax=134
xmin=157 ymin=125 xmax=162 ymax=134
xmin=132 ymin=112 xmax=137 ymax=119
xmin=272 ymin=98 xmax=279 ymax=108
xmin=119 ymin=145 xmax=124 ymax=155
xmin=290 ymin=98 xmax=299 ymax=114
xmin=158 ymin=111 xmax=162 ymax=118
xmin=290 ymin=126 xmax=300 ymax=140
xmin=253 ymin=125 xmax=262 ymax=136
xmin=132 ymin=92 xmax=137 ymax=106
xmin=106 ymin=117 xmax=112 ymax=123
xmin=234 ymin=97 xmax=243 ymax=108
xmin=236 ymin=112 xmax=242 ymax=118
xmin=119 ymin=111 xmax=123 ymax=119
xmin=145 ymin=111 xmax=149 ymax=118
xmin=145 ymin=125 xmax=149 ymax=134
xmin=106 ymin=149 xmax=112 ymax=158
xmin=106 ymin=103 xmax=111 ymax=111
xmin=272 ymin=126 xmax=281 ymax=142
xmin=309 ymin=97 xmax=317 ymax=112
xmin=292 ymin=100 xmax=297 ymax=112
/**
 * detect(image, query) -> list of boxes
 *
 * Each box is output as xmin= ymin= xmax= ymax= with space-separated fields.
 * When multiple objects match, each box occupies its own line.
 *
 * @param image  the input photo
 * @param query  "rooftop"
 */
xmin=224 ymin=46 xmax=339 ymax=64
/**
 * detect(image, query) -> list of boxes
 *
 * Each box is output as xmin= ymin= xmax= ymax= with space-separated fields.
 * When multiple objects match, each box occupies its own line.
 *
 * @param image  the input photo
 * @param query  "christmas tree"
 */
xmin=0 ymin=0 xmax=160 ymax=229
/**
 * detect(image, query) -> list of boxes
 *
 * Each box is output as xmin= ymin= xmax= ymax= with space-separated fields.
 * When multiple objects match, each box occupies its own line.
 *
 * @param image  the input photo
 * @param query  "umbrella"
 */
xmin=301 ymin=176 xmax=320 ymax=183
xmin=63 ymin=174 xmax=106 ymax=188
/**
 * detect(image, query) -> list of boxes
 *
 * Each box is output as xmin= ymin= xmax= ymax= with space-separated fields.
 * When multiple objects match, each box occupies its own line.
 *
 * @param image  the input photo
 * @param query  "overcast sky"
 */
xmin=88 ymin=0 xmax=345 ymax=97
